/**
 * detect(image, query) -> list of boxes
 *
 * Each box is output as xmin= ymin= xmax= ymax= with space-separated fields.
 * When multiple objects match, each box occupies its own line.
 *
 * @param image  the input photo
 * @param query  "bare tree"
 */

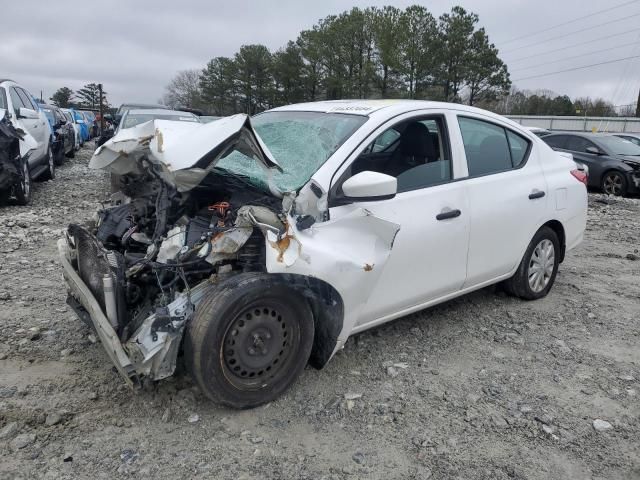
xmin=162 ymin=69 xmax=203 ymax=110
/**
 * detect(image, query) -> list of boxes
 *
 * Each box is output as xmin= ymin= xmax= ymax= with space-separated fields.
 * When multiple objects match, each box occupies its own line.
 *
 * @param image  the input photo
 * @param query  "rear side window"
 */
xmin=506 ymin=130 xmax=529 ymax=167
xmin=458 ymin=117 xmax=530 ymax=176
xmin=0 ymin=88 xmax=6 ymax=110
xmin=543 ymin=135 xmax=568 ymax=149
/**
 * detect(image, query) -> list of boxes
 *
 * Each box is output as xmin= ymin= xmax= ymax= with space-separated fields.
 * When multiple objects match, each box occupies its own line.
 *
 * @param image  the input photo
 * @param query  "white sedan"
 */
xmin=59 ymin=100 xmax=587 ymax=408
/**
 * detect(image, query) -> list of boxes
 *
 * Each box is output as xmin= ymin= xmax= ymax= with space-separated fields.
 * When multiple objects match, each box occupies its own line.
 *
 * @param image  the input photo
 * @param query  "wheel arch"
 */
xmin=540 ymin=219 xmax=566 ymax=263
xmin=267 ymin=273 xmax=344 ymax=370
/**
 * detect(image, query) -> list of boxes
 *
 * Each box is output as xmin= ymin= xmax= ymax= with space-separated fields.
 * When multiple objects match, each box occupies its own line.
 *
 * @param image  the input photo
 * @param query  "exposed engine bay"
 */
xmin=65 ymin=165 xmax=293 ymax=380
xmin=59 ymin=113 xmax=396 ymax=391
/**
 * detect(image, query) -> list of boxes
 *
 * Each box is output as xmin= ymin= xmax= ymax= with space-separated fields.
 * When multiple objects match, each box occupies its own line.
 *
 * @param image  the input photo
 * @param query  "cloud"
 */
xmin=3 ymin=0 xmax=639 ymax=107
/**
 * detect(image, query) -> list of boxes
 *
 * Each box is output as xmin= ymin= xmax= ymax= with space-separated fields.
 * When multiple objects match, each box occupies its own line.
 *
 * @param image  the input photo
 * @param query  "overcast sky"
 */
xmin=2 ymin=0 xmax=639 ymax=109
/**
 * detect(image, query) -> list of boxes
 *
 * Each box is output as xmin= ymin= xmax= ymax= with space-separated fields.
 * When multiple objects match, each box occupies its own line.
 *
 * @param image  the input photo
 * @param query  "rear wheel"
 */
xmin=601 ymin=171 xmax=627 ymax=196
xmin=503 ymin=226 xmax=559 ymax=300
xmin=14 ymin=157 xmax=32 ymax=206
xmin=185 ymin=273 xmax=314 ymax=409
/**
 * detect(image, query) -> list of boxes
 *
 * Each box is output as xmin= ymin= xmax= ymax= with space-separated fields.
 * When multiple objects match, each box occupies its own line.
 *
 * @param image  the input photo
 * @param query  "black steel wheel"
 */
xmin=185 ymin=273 xmax=314 ymax=409
xmin=222 ymin=302 xmax=299 ymax=389
xmin=601 ymin=171 xmax=627 ymax=197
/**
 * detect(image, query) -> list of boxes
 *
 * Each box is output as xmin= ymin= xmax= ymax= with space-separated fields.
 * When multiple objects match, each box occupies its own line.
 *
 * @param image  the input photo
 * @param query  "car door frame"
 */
xmin=451 ymin=111 xmax=550 ymax=287
xmin=323 ymin=108 xmax=471 ymax=330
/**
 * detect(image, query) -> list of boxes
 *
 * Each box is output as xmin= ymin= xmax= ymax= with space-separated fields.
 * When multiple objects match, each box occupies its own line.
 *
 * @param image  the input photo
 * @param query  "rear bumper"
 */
xmin=57 ymin=237 xmax=138 ymax=386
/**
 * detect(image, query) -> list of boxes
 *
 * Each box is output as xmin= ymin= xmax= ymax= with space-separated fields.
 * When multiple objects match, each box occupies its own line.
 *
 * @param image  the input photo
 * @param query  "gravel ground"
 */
xmin=0 ymin=144 xmax=638 ymax=480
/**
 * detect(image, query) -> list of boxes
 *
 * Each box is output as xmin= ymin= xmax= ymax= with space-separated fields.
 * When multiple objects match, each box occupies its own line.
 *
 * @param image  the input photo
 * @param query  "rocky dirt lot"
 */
xmin=0 ymin=144 xmax=638 ymax=480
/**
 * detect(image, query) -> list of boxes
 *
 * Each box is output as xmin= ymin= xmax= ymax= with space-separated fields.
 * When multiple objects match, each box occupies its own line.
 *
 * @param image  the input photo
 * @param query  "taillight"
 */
xmin=571 ymin=169 xmax=588 ymax=185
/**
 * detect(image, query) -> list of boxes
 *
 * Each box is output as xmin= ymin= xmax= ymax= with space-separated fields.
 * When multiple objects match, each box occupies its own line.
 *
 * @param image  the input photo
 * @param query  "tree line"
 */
xmin=49 ymin=83 xmax=110 ymax=111
xmin=163 ymin=5 xmax=511 ymax=115
xmin=494 ymin=88 xmax=625 ymax=117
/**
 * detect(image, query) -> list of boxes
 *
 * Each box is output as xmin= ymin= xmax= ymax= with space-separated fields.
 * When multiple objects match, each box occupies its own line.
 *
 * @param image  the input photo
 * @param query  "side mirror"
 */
xmin=342 ymin=171 xmax=397 ymax=200
xmin=59 ymin=118 xmax=67 ymax=125
xmin=17 ymin=107 xmax=39 ymax=120
xmin=585 ymin=146 xmax=602 ymax=155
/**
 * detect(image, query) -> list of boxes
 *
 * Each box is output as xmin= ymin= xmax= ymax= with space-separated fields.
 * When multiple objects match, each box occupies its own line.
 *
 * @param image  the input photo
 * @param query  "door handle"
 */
xmin=528 ymin=190 xmax=545 ymax=200
xmin=436 ymin=209 xmax=461 ymax=221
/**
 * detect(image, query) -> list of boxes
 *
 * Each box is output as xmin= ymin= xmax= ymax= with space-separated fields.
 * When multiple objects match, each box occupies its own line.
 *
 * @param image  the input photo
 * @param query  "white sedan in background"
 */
xmin=60 ymin=100 xmax=588 ymax=408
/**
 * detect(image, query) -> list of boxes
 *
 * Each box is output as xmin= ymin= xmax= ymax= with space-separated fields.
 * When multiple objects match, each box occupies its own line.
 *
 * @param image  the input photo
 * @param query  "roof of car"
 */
xmin=268 ymin=100 xmax=523 ymax=129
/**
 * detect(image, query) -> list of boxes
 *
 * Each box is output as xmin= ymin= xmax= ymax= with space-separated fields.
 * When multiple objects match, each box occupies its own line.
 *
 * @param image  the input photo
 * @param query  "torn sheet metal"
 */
xmin=89 ymin=114 xmax=280 ymax=191
xmin=0 ymin=108 xmax=38 ymax=160
xmin=124 ymin=279 xmax=212 ymax=379
xmin=265 ymin=208 xmax=400 ymax=346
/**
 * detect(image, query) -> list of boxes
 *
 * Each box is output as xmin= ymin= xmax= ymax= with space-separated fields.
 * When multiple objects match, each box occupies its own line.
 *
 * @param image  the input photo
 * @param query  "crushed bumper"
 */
xmin=58 ymin=238 xmax=138 ymax=386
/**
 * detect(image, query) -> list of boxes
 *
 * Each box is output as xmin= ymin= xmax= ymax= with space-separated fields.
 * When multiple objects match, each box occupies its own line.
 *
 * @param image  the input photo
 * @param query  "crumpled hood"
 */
xmin=90 ymin=114 xmax=280 ymax=191
xmin=0 ymin=108 xmax=39 ymax=157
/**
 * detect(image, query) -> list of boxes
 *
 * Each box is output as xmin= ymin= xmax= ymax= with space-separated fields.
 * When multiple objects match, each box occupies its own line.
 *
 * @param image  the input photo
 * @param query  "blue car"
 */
xmin=70 ymin=108 xmax=90 ymax=142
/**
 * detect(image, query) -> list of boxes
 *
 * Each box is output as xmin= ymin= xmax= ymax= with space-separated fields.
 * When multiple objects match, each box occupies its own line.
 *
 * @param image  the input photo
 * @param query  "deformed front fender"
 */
xmin=265 ymin=208 xmax=400 ymax=361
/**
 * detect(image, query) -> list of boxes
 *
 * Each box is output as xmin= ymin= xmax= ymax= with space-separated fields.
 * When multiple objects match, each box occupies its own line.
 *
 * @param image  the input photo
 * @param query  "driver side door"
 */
xmin=329 ymin=111 xmax=470 ymax=328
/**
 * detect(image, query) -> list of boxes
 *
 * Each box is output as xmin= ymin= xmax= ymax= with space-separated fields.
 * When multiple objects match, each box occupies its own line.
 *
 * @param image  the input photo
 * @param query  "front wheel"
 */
xmin=503 ymin=226 xmax=560 ymax=300
xmin=41 ymin=147 xmax=55 ymax=181
xmin=14 ymin=157 xmax=32 ymax=205
xmin=601 ymin=171 xmax=627 ymax=196
xmin=185 ymin=274 xmax=314 ymax=409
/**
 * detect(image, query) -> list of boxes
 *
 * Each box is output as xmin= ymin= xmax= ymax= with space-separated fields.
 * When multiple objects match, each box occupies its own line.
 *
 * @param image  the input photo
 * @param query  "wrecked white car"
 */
xmin=59 ymin=100 xmax=587 ymax=408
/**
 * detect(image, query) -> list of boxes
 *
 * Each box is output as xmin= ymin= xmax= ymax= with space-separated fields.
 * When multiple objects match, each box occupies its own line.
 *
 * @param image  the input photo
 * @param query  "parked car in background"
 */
xmin=41 ymin=104 xmax=75 ymax=163
xmin=78 ymin=110 xmax=97 ymax=138
xmin=524 ymin=126 xmax=552 ymax=137
xmin=116 ymin=108 xmax=200 ymax=133
xmin=613 ymin=132 xmax=640 ymax=147
xmin=542 ymin=132 xmax=640 ymax=196
xmin=70 ymin=108 xmax=90 ymax=143
xmin=0 ymin=79 xmax=55 ymax=204
xmin=60 ymin=100 xmax=588 ymax=408
xmin=61 ymin=108 xmax=81 ymax=149
xmin=114 ymin=103 xmax=169 ymax=125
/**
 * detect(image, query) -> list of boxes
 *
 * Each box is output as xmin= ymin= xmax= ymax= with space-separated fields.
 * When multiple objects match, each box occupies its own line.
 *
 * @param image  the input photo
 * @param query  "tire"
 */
xmin=54 ymin=142 xmax=65 ymax=166
xmin=503 ymin=226 xmax=560 ymax=300
xmin=41 ymin=147 xmax=55 ymax=181
xmin=14 ymin=157 xmax=32 ymax=206
xmin=185 ymin=273 xmax=314 ymax=409
xmin=601 ymin=170 xmax=627 ymax=197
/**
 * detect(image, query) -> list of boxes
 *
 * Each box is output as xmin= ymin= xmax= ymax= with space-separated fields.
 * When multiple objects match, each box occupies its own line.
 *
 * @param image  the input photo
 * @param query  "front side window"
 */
xmin=345 ymin=116 xmax=451 ymax=193
xmin=566 ymin=136 xmax=596 ymax=153
xmin=17 ymin=88 xmax=38 ymax=111
xmin=458 ymin=117 xmax=530 ymax=176
xmin=9 ymin=88 xmax=28 ymax=112
xmin=216 ymin=111 xmax=367 ymax=193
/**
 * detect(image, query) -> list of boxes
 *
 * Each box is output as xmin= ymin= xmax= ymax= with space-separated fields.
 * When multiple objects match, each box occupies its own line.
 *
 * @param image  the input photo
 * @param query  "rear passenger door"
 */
xmin=456 ymin=115 xmax=549 ymax=287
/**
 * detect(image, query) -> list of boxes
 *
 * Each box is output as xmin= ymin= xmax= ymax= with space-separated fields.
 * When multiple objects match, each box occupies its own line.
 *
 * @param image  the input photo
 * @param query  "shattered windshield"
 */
xmin=215 ymin=111 xmax=367 ymax=192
